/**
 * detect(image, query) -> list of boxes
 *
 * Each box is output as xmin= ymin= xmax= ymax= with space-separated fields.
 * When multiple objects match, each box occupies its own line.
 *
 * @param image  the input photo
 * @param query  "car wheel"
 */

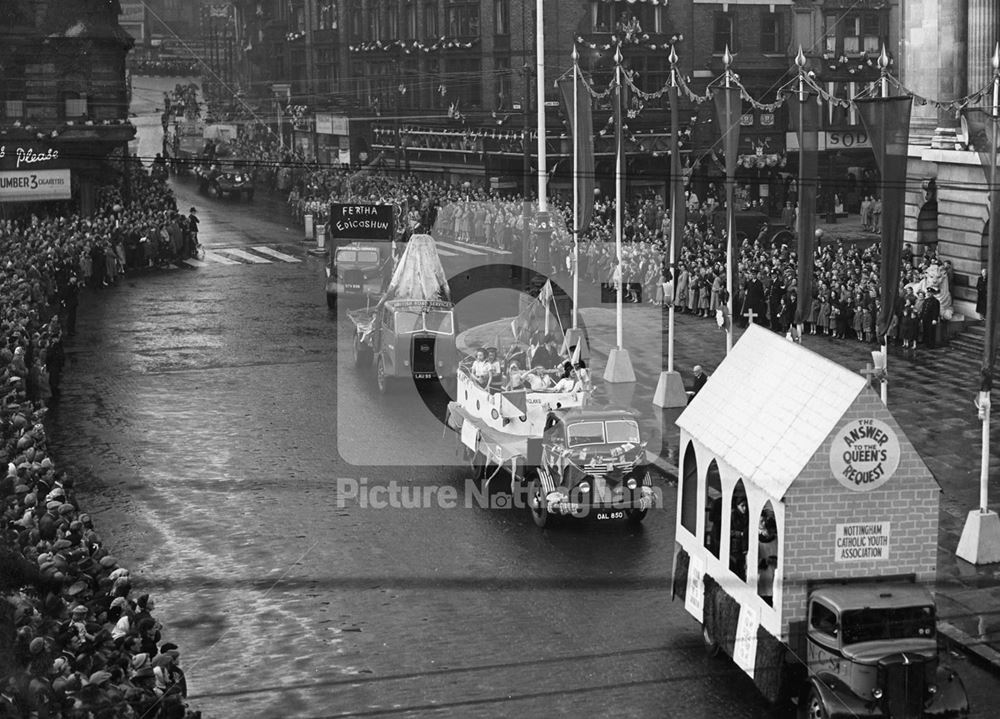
xmin=703 ymin=625 xmax=721 ymax=658
xmin=353 ymin=334 xmax=372 ymax=368
xmin=625 ymin=508 xmax=647 ymax=524
xmin=528 ymin=476 xmax=549 ymax=528
xmin=804 ymin=689 xmax=828 ymax=719
xmin=327 ymin=292 xmax=337 ymax=310
xmin=376 ymin=357 xmax=392 ymax=394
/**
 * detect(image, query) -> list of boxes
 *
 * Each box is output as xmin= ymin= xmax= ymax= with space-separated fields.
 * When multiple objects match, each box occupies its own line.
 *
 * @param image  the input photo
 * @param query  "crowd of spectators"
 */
xmin=0 ymin=157 xmax=200 ymax=718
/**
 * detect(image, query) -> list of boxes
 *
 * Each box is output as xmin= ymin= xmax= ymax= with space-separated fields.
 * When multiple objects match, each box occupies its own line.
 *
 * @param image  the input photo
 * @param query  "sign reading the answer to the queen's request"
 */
xmin=0 ymin=169 xmax=71 ymax=202
xmin=829 ymin=418 xmax=900 ymax=492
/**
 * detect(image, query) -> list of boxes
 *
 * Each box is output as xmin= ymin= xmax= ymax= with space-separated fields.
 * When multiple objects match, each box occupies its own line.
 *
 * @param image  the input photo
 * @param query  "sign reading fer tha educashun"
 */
xmin=829 ymin=418 xmax=901 ymax=492
xmin=327 ymin=203 xmax=396 ymax=244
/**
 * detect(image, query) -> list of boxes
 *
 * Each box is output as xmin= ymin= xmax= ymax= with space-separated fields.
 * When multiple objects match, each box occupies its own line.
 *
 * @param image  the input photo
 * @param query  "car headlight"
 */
xmin=626 ymin=477 xmax=638 ymax=490
xmin=927 ymin=684 xmax=937 ymax=695
xmin=577 ymin=481 xmax=591 ymax=494
xmin=872 ymin=688 xmax=883 ymax=700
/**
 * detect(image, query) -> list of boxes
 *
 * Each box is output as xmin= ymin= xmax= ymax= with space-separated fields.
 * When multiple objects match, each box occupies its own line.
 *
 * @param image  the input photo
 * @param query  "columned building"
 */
xmin=900 ymin=1 xmax=999 ymax=316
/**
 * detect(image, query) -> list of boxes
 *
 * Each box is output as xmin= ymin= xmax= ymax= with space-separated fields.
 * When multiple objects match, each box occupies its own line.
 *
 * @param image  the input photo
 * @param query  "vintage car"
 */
xmin=528 ymin=407 xmax=655 ymax=527
xmin=197 ymin=161 xmax=254 ymax=201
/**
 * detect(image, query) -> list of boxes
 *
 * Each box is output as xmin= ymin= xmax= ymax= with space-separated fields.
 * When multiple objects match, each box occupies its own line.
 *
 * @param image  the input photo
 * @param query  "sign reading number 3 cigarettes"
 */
xmin=0 ymin=169 xmax=71 ymax=201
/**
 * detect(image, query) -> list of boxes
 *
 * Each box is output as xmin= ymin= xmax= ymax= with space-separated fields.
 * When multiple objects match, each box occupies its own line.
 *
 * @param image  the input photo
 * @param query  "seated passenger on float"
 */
xmin=470 ymin=348 xmax=493 ymax=387
xmin=503 ymin=361 xmax=549 ymax=391
xmin=551 ymin=362 xmax=583 ymax=393
xmin=485 ymin=347 xmax=503 ymax=376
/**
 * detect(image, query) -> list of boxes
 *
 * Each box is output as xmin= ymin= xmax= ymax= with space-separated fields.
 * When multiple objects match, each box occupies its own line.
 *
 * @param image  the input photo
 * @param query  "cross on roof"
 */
xmin=859 ymin=362 xmax=880 ymax=388
xmin=744 ymin=307 xmax=758 ymax=325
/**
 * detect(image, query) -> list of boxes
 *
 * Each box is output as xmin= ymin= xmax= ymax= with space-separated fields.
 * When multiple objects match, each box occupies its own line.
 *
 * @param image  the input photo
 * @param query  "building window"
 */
xmin=760 ymin=11 xmax=782 ymax=54
xmin=424 ymin=1 xmax=438 ymax=37
xmin=367 ymin=5 xmax=381 ymax=40
xmin=446 ymin=1 xmax=479 ymax=38
xmin=825 ymin=11 xmax=884 ymax=55
xmin=713 ymin=12 xmax=734 ymax=54
xmin=291 ymin=0 xmax=305 ymax=33
xmin=317 ymin=0 xmax=337 ymax=31
xmin=591 ymin=1 xmax=612 ymax=32
xmin=494 ymin=0 xmax=508 ymax=35
xmin=385 ymin=1 xmax=398 ymax=40
xmin=444 ymin=55 xmax=481 ymax=107
xmin=404 ymin=0 xmax=417 ymax=39
xmin=349 ymin=0 xmax=362 ymax=39
xmin=495 ymin=55 xmax=511 ymax=109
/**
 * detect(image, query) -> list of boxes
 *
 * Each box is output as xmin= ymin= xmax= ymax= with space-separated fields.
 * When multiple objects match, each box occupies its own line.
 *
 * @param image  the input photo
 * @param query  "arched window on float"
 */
xmin=680 ymin=442 xmax=698 ymax=535
xmin=729 ymin=480 xmax=749 ymax=581
xmin=703 ymin=460 xmax=722 ymax=559
xmin=757 ymin=500 xmax=778 ymax=606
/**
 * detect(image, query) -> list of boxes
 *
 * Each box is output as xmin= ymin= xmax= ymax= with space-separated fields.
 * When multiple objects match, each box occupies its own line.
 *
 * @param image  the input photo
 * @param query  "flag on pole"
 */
xmin=558 ymin=71 xmax=595 ymax=234
xmin=668 ymin=83 xmax=685 ymax=286
xmin=571 ymin=341 xmax=582 ymax=366
xmin=856 ymin=96 xmax=913 ymax=339
xmin=963 ymin=108 xmax=1000 ymax=371
xmin=787 ymin=93 xmax=820 ymax=325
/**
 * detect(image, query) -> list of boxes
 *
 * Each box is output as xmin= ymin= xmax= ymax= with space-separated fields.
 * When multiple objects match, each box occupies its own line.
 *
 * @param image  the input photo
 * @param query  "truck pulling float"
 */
xmin=671 ymin=325 xmax=968 ymax=718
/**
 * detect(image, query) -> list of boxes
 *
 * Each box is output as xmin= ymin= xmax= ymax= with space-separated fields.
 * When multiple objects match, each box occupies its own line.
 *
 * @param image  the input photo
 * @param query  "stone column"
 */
xmin=968 ymin=0 xmax=999 ymax=97
xmin=937 ymin=0 xmax=968 ymax=128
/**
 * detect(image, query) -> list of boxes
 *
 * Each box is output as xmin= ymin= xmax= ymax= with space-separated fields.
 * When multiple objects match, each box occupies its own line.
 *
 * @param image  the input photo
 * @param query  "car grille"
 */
xmin=877 ymin=653 xmax=927 ymax=719
xmin=343 ymin=269 xmax=364 ymax=287
xmin=412 ymin=335 xmax=436 ymax=374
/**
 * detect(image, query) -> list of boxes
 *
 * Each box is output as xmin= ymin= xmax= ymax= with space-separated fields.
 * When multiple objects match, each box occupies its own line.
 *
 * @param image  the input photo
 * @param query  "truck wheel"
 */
xmin=528 ymin=476 xmax=549 ymax=528
xmin=376 ymin=357 xmax=393 ymax=394
xmin=702 ymin=625 xmax=721 ymax=658
xmin=804 ymin=690 xmax=828 ymax=719
xmin=625 ymin=508 xmax=647 ymax=524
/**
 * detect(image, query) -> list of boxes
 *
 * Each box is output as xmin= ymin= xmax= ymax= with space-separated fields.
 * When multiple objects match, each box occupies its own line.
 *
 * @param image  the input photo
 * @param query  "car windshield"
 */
xmin=567 ymin=421 xmax=606 ymax=446
xmin=424 ymin=310 xmax=454 ymax=335
xmin=840 ymin=605 xmax=936 ymax=645
xmin=605 ymin=419 xmax=640 ymax=444
xmin=220 ymin=164 xmax=239 ymax=174
xmin=394 ymin=311 xmax=423 ymax=334
xmin=356 ymin=249 xmax=379 ymax=263
xmin=337 ymin=250 xmax=358 ymax=263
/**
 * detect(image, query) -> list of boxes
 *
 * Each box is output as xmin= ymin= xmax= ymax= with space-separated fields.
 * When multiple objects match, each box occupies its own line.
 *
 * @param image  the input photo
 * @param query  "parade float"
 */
xmin=346 ymin=233 xmax=457 ymax=394
xmin=671 ymin=325 xmax=968 ymax=718
xmin=444 ymin=285 xmax=655 ymax=528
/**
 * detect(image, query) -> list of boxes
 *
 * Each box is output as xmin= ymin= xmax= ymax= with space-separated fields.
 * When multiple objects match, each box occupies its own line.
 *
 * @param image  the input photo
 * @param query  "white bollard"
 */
xmin=304 ymin=213 xmax=314 ymax=241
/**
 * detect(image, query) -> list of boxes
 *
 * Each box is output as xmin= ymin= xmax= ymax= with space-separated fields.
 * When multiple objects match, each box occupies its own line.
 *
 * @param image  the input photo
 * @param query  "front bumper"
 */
xmin=546 ymin=486 xmax=656 ymax=518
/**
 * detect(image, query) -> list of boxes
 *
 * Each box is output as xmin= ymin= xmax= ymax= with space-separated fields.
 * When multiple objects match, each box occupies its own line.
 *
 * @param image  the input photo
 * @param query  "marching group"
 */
xmin=0 ymin=158 xmax=199 ymax=718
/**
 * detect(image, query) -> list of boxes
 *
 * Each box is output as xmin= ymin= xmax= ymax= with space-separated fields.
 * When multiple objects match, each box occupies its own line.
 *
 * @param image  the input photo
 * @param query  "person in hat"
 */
xmin=187 ymin=208 xmax=200 ymax=258
xmin=921 ymin=285 xmax=941 ymax=350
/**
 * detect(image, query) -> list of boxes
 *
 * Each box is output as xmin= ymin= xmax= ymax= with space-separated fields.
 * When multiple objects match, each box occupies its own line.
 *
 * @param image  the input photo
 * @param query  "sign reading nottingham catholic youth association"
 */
xmin=829 ymin=418 xmax=901 ymax=492
xmin=327 ymin=203 xmax=396 ymax=243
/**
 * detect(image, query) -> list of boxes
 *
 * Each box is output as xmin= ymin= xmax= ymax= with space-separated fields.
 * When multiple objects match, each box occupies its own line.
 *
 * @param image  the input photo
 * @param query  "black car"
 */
xmin=197 ymin=161 xmax=254 ymax=201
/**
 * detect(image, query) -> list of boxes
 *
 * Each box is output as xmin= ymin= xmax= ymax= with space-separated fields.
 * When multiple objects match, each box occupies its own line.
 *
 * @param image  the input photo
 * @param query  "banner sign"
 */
xmin=835 ymin=522 xmax=891 ymax=561
xmin=0 ymin=143 xmax=62 ymax=171
xmin=327 ymin=203 xmax=395 ymax=242
xmin=0 ymin=169 xmax=71 ymax=201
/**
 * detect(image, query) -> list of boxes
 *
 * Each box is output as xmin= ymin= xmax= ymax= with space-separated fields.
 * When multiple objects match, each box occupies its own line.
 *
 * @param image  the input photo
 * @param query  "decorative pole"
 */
xmin=795 ymin=47 xmax=807 ymax=341
xmin=957 ymin=43 xmax=1000 ymax=565
xmin=535 ymin=0 xmax=547 ymax=215
xmin=724 ymin=46 xmax=735 ymax=355
xmin=603 ymin=43 xmax=636 ymax=383
xmin=653 ymin=44 xmax=688 ymax=407
xmin=877 ymin=45 xmax=890 ymax=406
xmin=572 ymin=45 xmax=580 ymax=330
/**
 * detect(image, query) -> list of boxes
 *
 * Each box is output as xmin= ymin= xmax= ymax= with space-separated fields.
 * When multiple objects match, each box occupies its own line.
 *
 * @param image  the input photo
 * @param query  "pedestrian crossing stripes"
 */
xmin=434 ymin=239 xmax=513 ymax=257
xmin=180 ymin=245 xmax=304 ymax=268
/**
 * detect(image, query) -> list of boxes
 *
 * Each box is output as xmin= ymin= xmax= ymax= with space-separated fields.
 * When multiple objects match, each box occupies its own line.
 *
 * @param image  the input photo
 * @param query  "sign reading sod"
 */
xmin=327 ymin=203 xmax=395 ymax=244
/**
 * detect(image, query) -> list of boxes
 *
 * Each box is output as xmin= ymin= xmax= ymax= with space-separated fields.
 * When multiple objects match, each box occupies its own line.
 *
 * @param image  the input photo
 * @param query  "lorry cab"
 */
xmin=327 ymin=243 xmax=390 ymax=308
xmin=370 ymin=299 xmax=456 ymax=393
xmin=804 ymin=583 xmax=965 ymax=719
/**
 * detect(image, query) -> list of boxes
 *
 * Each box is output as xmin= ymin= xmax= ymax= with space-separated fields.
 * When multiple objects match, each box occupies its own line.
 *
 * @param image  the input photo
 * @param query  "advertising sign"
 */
xmin=684 ymin=555 xmax=705 ymax=623
xmin=835 ymin=522 xmax=891 ymax=561
xmin=0 ymin=143 xmax=62 ymax=172
xmin=316 ymin=114 xmax=350 ymax=136
xmin=785 ymin=130 xmax=872 ymax=151
xmin=327 ymin=203 xmax=395 ymax=243
xmin=0 ymin=169 xmax=71 ymax=202
xmin=829 ymin=418 xmax=901 ymax=491
xmin=733 ymin=605 xmax=759 ymax=678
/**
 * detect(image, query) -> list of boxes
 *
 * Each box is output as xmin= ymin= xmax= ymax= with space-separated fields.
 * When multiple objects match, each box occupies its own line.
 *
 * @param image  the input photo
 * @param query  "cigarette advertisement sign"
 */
xmin=829 ymin=418 xmax=900 ymax=492
xmin=835 ymin=522 xmax=891 ymax=562
xmin=0 ymin=169 xmax=71 ymax=202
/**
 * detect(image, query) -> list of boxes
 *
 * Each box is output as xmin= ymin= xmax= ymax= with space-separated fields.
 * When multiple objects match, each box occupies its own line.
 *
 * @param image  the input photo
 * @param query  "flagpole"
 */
xmin=653 ymin=44 xmax=688 ymax=407
xmin=957 ymin=42 xmax=1000 ymax=565
xmin=877 ymin=45 xmax=890 ymax=407
xmin=724 ymin=46 xmax=735 ymax=355
xmin=535 ymin=0 xmax=547 ymax=215
xmin=796 ymin=47 xmax=807 ymax=342
xmin=572 ymin=46 xmax=580 ymax=330
xmin=604 ymin=43 xmax=636 ymax=384
xmin=615 ymin=45 xmax=624 ymax=351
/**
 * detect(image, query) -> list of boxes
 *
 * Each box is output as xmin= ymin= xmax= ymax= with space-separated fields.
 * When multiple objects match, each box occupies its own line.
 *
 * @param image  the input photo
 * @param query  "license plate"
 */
xmin=345 ymin=283 xmax=361 ymax=291
xmin=596 ymin=510 xmax=625 ymax=521
xmin=413 ymin=372 xmax=435 ymax=379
